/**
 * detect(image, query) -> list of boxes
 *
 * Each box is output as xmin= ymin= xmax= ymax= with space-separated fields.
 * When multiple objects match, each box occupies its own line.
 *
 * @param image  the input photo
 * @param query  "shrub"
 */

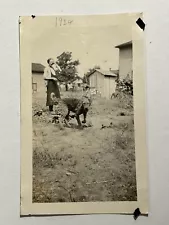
xmin=113 ymin=75 xmax=133 ymax=110
xmin=115 ymin=92 xmax=133 ymax=110
xmin=115 ymin=75 xmax=133 ymax=96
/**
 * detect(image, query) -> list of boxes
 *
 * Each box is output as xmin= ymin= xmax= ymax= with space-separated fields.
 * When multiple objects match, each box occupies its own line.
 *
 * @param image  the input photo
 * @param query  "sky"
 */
xmin=30 ymin=15 xmax=132 ymax=77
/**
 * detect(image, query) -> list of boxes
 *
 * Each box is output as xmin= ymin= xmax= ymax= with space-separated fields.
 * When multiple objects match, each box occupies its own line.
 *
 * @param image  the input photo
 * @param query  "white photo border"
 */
xmin=20 ymin=13 xmax=148 ymax=215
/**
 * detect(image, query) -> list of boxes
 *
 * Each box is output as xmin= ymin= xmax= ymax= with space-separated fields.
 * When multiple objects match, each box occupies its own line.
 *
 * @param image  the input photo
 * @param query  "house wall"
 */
xmin=89 ymin=72 xmax=96 ymax=88
xmin=32 ymin=73 xmax=46 ymax=94
xmin=72 ymin=78 xmax=83 ymax=91
xmin=119 ymin=46 xmax=132 ymax=79
xmin=89 ymin=71 xmax=104 ymax=95
xmin=73 ymin=79 xmax=83 ymax=85
xmin=89 ymin=71 xmax=116 ymax=99
xmin=103 ymin=76 xmax=116 ymax=99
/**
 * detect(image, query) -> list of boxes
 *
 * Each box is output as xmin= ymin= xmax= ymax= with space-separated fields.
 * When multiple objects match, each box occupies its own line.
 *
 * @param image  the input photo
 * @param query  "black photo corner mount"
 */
xmin=136 ymin=18 xmax=145 ymax=31
xmin=133 ymin=208 xmax=141 ymax=220
xmin=31 ymin=15 xmax=36 ymax=19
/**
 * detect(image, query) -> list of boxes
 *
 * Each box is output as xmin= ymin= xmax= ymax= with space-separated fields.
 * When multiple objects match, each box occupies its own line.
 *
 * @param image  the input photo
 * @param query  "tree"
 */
xmin=56 ymin=52 xmax=80 ymax=91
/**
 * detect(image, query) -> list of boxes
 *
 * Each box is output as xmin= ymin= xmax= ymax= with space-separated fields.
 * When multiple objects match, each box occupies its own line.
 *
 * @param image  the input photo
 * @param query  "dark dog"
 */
xmin=51 ymin=93 xmax=90 ymax=128
xmin=63 ymin=96 xmax=90 ymax=127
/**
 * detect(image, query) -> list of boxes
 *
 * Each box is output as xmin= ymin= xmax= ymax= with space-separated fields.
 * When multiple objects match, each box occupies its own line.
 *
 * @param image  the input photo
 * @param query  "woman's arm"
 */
xmin=52 ymin=63 xmax=62 ymax=72
xmin=43 ymin=67 xmax=51 ymax=80
xmin=56 ymin=64 xmax=62 ymax=72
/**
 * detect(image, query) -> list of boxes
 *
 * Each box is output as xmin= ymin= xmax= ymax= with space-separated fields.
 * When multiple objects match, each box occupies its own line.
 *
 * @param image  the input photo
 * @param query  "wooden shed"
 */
xmin=87 ymin=69 xmax=117 ymax=99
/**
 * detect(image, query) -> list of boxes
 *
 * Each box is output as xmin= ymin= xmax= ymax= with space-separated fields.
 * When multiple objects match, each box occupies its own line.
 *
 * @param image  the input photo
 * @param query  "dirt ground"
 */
xmin=32 ymin=91 xmax=137 ymax=203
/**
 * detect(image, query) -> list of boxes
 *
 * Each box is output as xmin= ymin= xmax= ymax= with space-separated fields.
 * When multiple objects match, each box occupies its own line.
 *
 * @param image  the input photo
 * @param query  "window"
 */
xmin=32 ymin=83 xmax=37 ymax=92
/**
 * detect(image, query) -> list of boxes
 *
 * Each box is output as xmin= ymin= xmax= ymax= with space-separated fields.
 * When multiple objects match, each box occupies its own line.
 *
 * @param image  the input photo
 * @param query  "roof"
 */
xmin=72 ymin=79 xmax=83 ymax=84
xmin=32 ymin=63 xmax=45 ymax=73
xmin=109 ymin=69 xmax=119 ymax=75
xmin=115 ymin=41 xmax=132 ymax=48
xmin=87 ymin=69 xmax=117 ymax=77
xmin=75 ymin=75 xmax=83 ymax=80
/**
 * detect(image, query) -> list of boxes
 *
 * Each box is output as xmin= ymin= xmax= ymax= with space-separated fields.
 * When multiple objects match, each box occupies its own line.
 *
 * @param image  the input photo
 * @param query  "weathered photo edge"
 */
xmin=20 ymin=13 xmax=148 ymax=216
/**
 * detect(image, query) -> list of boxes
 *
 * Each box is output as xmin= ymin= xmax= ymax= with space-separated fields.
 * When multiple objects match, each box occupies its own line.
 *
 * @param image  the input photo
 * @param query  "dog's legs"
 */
xmin=64 ymin=118 xmax=71 ymax=128
xmin=76 ymin=114 xmax=83 ymax=128
xmin=65 ymin=110 xmax=70 ymax=121
xmin=58 ymin=117 xmax=64 ymax=130
xmin=82 ymin=111 xmax=87 ymax=124
xmin=64 ymin=110 xmax=71 ymax=128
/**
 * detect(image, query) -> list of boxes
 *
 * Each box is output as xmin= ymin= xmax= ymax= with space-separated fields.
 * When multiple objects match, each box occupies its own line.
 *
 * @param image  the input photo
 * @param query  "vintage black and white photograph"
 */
xmin=20 ymin=13 xmax=148 ymax=215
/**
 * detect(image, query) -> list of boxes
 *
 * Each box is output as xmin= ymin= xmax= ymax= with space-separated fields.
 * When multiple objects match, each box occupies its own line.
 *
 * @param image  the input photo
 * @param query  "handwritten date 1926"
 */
xmin=56 ymin=17 xmax=73 ymax=27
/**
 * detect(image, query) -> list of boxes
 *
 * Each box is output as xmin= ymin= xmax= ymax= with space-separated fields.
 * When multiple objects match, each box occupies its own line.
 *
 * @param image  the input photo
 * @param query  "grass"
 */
xmin=32 ymin=90 xmax=137 ymax=203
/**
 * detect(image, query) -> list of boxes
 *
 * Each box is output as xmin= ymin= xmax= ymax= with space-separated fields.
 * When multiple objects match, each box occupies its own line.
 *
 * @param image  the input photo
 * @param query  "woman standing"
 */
xmin=43 ymin=58 xmax=61 ymax=112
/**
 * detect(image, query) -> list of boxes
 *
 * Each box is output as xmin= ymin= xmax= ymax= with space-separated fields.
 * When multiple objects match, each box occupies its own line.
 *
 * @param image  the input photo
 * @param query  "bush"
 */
xmin=112 ymin=75 xmax=133 ymax=110
xmin=116 ymin=75 xmax=133 ymax=96
xmin=115 ymin=92 xmax=133 ymax=110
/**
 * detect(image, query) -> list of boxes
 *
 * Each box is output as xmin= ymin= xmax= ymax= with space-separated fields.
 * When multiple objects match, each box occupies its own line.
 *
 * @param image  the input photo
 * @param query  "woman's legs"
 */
xmin=46 ymin=80 xmax=60 ymax=112
xmin=54 ymin=81 xmax=61 ymax=98
xmin=49 ymin=105 xmax=53 ymax=111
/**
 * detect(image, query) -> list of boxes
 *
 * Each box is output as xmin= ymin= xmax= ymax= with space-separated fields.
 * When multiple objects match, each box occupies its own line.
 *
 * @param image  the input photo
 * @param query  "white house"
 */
xmin=71 ymin=76 xmax=83 ymax=91
xmin=72 ymin=76 xmax=83 ymax=87
xmin=56 ymin=75 xmax=84 ymax=92
xmin=32 ymin=63 xmax=45 ymax=94
xmin=115 ymin=41 xmax=133 ymax=79
xmin=87 ymin=69 xmax=117 ymax=99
